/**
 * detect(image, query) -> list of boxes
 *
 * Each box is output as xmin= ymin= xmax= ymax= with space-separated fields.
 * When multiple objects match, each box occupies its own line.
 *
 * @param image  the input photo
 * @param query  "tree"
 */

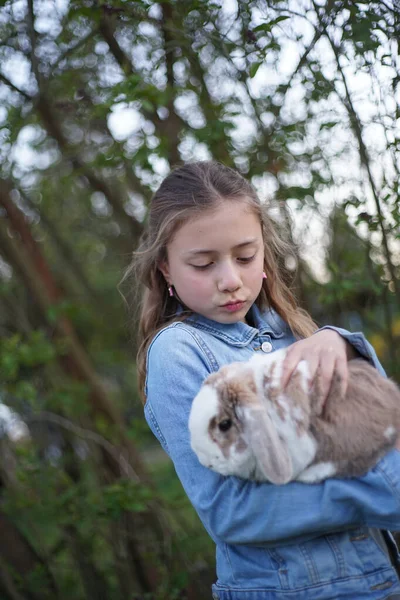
xmin=0 ymin=0 xmax=398 ymax=596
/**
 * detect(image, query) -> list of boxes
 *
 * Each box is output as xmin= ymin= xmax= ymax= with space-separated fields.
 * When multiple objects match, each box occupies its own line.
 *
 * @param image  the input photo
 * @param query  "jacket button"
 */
xmin=261 ymin=341 xmax=273 ymax=353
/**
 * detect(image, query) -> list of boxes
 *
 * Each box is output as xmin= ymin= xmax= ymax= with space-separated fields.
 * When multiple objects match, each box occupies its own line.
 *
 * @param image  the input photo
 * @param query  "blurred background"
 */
xmin=0 ymin=0 xmax=399 ymax=598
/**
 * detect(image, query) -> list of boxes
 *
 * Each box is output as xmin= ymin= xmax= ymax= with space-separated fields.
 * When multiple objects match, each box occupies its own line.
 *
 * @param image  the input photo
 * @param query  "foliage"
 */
xmin=0 ymin=0 xmax=399 ymax=597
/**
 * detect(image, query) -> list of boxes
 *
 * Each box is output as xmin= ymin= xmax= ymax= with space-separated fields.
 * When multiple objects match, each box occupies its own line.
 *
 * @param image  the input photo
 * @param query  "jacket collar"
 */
xmin=183 ymin=303 xmax=285 ymax=347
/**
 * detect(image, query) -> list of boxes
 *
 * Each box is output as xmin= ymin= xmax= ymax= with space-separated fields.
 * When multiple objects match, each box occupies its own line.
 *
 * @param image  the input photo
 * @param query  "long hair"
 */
xmin=123 ymin=161 xmax=317 ymax=401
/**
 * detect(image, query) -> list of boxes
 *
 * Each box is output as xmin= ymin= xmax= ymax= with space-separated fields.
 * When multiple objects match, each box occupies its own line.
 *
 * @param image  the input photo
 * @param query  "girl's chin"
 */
xmin=210 ymin=308 xmax=248 ymax=324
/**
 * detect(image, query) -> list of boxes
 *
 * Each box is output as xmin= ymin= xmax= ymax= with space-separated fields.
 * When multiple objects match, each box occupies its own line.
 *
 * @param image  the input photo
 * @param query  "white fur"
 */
xmin=275 ymin=414 xmax=317 ymax=478
xmin=297 ymin=461 xmax=337 ymax=483
xmin=188 ymin=385 xmax=224 ymax=469
xmin=384 ymin=426 xmax=396 ymax=440
xmin=257 ymin=389 xmax=317 ymax=479
xmin=296 ymin=359 xmax=311 ymax=388
xmin=250 ymin=351 xmax=316 ymax=478
xmin=249 ymin=348 xmax=286 ymax=392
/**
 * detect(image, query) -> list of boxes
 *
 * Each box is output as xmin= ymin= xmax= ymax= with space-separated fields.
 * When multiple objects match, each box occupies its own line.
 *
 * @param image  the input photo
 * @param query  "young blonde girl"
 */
xmin=130 ymin=161 xmax=400 ymax=599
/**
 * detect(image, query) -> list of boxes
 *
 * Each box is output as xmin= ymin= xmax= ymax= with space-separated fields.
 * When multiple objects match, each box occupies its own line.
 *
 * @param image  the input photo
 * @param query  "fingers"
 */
xmin=334 ymin=355 xmax=349 ymax=398
xmin=312 ymin=358 xmax=335 ymax=404
xmin=309 ymin=357 xmax=347 ymax=417
xmin=281 ymin=346 xmax=319 ymax=390
xmin=314 ymin=356 xmax=347 ymax=403
xmin=280 ymin=347 xmax=303 ymax=389
xmin=281 ymin=346 xmax=349 ymax=405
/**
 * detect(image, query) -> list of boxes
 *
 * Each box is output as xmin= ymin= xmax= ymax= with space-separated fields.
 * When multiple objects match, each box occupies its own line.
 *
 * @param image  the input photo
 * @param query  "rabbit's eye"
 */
xmin=218 ymin=419 xmax=232 ymax=432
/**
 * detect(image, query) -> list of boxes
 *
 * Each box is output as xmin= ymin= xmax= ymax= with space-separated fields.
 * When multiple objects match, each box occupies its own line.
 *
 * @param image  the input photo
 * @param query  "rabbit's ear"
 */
xmin=247 ymin=406 xmax=293 ymax=485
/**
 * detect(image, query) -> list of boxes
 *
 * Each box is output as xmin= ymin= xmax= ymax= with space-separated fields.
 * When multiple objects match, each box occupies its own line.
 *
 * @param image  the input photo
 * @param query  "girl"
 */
xmin=131 ymin=161 xmax=400 ymax=599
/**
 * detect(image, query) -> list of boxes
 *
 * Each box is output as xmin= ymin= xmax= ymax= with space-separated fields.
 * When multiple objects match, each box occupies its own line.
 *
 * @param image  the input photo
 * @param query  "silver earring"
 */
xmin=262 ymin=272 xmax=267 ymax=280
xmin=168 ymin=284 xmax=174 ymax=297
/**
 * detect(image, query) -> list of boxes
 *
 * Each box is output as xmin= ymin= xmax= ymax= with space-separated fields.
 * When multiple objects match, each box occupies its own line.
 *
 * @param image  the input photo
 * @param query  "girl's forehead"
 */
xmin=169 ymin=200 xmax=262 ymax=249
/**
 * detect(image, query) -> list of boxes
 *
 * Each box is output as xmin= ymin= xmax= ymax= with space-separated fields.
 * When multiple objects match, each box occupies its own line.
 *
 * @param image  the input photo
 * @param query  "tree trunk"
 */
xmin=0 ymin=189 xmax=172 ymax=593
xmin=0 ymin=511 xmax=58 ymax=600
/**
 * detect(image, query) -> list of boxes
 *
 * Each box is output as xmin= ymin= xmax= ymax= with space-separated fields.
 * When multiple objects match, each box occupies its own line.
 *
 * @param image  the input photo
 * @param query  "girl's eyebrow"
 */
xmin=184 ymin=239 xmax=259 ymax=256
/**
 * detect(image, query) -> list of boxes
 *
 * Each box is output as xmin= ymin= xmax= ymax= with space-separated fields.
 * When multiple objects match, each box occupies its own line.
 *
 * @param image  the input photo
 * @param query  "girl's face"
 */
xmin=160 ymin=199 xmax=265 ymax=324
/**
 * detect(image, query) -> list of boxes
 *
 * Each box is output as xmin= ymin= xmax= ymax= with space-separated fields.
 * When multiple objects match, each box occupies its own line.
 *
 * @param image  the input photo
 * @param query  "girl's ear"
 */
xmin=158 ymin=260 xmax=170 ymax=281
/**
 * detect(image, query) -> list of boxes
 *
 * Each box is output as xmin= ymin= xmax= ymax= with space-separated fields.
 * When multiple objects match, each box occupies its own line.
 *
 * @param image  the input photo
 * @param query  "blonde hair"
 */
xmin=124 ymin=161 xmax=317 ymax=401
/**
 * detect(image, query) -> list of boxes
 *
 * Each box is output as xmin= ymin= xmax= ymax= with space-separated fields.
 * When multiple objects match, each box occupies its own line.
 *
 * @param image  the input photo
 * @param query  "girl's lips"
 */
xmin=221 ymin=301 xmax=245 ymax=312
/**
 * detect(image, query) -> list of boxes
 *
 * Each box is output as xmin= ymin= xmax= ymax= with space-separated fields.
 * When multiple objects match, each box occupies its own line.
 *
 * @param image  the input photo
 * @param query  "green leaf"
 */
xmin=141 ymin=99 xmax=154 ymax=112
xmin=320 ymin=121 xmax=338 ymax=129
xmin=253 ymin=16 xmax=290 ymax=33
xmin=249 ymin=61 xmax=263 ymax=78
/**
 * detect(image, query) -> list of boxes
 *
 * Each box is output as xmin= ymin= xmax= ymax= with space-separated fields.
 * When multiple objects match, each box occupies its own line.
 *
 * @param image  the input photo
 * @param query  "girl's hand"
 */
xmin=280 ymin=329 xmax=352 ymax=405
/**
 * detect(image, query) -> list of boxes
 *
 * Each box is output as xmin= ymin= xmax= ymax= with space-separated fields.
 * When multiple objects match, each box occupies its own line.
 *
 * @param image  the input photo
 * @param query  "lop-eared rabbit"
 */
xmin=189 ymin=349 xmax=400 ymax=484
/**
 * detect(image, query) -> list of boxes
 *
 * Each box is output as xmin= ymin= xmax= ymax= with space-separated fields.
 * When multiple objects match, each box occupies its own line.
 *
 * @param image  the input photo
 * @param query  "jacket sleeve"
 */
xmin=144 ymin=326 xmax=400 ymax=547
xmin=317 ymin=325 xmax=386 ymax=375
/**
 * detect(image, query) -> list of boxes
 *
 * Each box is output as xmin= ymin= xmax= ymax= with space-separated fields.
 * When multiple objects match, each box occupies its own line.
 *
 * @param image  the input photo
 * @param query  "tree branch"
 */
xmin=26 ymin=0 xmax=41 ymax=87
xmin=159 ymin=2 xmax=181 ymax=166
xmin=17 ymin=184 xmax=101 ymax=303
xmin=34 ymin=93 xmax=142 ymax=241
xmin=313 ymin=1 xmax=400 ymax=302
xmin=0 ymin=72 xmax=33 ymax=100
xmin=26 ymin=411 xmax=140 ymax=481
xmin=51 ymin=28 xmax=99 ymax=75
xmin=307 ymin=1 xmax=400 ymax=374
xmin=98 ymin=10 xmax=187 ymax=140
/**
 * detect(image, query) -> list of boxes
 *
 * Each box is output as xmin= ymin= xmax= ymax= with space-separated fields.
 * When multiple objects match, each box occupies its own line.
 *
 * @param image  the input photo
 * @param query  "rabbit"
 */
xmin=188 ymin=348 xmax=400 ymax=484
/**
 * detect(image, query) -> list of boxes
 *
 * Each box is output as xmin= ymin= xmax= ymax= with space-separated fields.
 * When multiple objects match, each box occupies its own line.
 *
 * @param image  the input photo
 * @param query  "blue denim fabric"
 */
xmin=144 ymin=304 xmax=400 ymax=599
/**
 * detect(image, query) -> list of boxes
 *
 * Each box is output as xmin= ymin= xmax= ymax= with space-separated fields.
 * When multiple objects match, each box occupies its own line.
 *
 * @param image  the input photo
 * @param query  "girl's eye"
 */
xmin=190 ymin=263 xmax=213 ymax=270
xmin=238 ymin=255 xmax=255 ymax=263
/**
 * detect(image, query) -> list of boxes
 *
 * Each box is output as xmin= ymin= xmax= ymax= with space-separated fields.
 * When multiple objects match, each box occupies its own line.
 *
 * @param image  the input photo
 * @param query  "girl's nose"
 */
xmin=217 ymin=263 xmax=241 ymax=292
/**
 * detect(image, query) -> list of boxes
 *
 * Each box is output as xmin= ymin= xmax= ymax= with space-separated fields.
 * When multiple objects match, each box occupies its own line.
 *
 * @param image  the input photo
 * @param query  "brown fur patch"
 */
xmin=263 ymin=363 xmax=287 ymax=421
xmin=205 ymin=369 xmax=227 ymax=386
xmin=285 ymin=370 xmax=312 ymax=435
xmin=218 ymin=373 xmax=258 ymax=410
xmin=311 ymin=359 xmax=400 ymax=476
xmin=262 ymin=363 xmax=287 ymax=421
xmin=207 ymin=371 xmax=258 ymax=459
xmin=263 ymin=373 xmax=270 ymax=389
xmin=262 ymin=361 xmax=274 ymax=390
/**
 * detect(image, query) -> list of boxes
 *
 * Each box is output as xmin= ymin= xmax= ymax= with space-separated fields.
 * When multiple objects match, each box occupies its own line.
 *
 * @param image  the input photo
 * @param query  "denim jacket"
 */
xmin=144 ymin=305 xmax=400 ymax=599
